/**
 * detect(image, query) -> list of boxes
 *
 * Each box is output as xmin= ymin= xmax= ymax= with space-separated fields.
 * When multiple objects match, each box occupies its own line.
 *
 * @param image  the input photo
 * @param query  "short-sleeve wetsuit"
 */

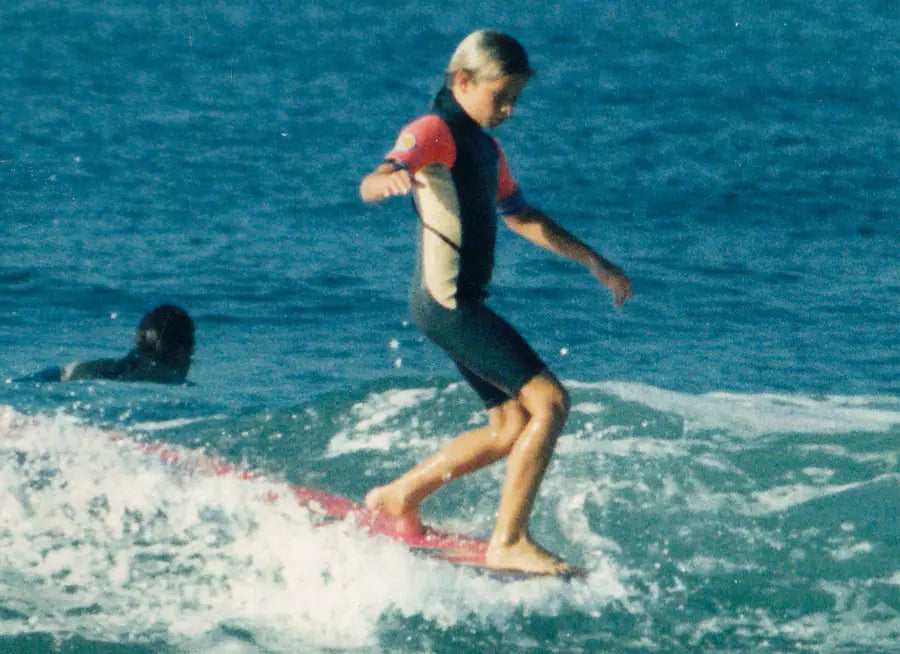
xmin=385 ymin=87 xmax=546 ymax=408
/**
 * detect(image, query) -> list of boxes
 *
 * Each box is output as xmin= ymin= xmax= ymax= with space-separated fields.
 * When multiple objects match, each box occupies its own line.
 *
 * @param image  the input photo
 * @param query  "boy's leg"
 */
xmin=365 ymin=399 xmax=528 ymax=531
xmin=485 ymin=370 xmax=571 ymax=574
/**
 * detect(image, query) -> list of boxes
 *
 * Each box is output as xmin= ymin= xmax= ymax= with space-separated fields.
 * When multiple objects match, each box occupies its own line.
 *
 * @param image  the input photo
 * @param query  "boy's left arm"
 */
xmin=503 ymin=208 xmax=633 ymax=307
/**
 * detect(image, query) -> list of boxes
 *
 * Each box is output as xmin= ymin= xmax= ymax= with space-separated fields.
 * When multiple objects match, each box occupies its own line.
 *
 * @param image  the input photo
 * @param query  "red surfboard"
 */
xmin=288 ymin=485 xmax=586 ymax=581
xmin=132 ymin=438 xmax=584 ymax=580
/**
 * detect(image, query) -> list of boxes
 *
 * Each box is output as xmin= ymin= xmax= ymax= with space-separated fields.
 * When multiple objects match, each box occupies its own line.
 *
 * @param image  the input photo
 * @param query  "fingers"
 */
xmin=381 ymin=170 xmax=422 ymax=198
xmin=587 ymin=262 xmax=632 ymax=307
xmin=611 ymin=275 xmax=633 ymax=308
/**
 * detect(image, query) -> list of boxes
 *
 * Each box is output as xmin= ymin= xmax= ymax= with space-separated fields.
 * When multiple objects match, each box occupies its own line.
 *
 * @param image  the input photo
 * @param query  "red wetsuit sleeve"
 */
xmin=385 ymin=115 xmax=456 ymax=174
xmin=495 ymin=141 xmax=530 ymax=216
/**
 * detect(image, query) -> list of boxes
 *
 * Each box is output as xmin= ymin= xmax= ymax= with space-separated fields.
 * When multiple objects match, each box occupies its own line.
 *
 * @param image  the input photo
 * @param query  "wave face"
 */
xmin=2 ymin=382 xmax=897 ymax=652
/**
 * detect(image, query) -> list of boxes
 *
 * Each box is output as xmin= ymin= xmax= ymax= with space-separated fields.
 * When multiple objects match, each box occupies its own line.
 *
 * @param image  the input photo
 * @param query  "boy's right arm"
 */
xmin=361 ymin=116 xmax=454 ymax=203
xmin=359 ymin=163 xmax=422 ymax=203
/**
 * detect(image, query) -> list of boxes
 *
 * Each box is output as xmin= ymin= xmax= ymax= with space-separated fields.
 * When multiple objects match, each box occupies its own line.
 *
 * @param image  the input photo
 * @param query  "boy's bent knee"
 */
xmin=518 ymin=372 xmax=570 ymax=424
xmin=489 ymin=400 xmax=529 ymax=454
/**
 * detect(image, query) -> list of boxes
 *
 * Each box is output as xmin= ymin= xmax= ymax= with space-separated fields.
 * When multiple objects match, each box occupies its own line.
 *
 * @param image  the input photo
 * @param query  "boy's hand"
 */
xmin=378 ymin=169 xmax=423 ymax=198
xmin=589 ymin=258 xmax=633 ymax=308
xmin=360 ymin=165 xmax=423 ymax=202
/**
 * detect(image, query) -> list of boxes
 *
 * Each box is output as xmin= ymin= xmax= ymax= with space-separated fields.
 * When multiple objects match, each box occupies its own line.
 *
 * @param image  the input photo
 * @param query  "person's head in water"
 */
xmin=134 ymin=304 xmax=195 ymax=379
xmin=14 ymin=304 xmax=195 ymax=384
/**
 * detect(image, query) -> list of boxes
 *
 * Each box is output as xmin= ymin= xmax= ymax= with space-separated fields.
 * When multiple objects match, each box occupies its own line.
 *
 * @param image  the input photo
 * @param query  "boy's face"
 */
xmin=456 ymin=73 xmax=527 ymax=128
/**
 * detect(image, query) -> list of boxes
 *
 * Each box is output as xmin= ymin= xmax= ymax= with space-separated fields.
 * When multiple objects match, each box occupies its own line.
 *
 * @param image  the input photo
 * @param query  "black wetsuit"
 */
xmin=16 ymin=349 xmax=188 ymax=384
xmin=386 ymin=88 xmax=546 ymax=408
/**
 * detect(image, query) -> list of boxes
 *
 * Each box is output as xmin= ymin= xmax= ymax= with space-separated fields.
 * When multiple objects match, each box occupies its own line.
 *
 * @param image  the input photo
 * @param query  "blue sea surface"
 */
xmin=1 ymin=0 xmax=898 ymax=652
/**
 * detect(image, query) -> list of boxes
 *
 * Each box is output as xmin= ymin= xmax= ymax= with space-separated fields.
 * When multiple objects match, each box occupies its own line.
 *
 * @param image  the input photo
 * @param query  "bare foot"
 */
xmin=485 ymin=535 xmax=571 ymax=576
xmin=364 ymin=484 xmax=423 ymax=536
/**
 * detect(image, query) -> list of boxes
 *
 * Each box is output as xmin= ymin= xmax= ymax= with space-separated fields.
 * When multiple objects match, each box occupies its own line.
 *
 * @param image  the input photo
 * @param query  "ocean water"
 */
xmin=1 ymin=0 xmax=897 ymax=652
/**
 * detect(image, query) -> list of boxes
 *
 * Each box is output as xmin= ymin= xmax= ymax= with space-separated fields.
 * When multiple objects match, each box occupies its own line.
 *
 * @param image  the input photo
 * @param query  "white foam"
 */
xmin=750 ymin=478 xmax=866 ymax=515
xmin=571 ymin=401 xmax=606 ymax=415
xmin=325 ymin=388 xmax=438 ymax=457
xmin=572 ymin=381 xmax=900 ymax=436
xmin=132 ymin=415 xmax=228 ymax=431
xmin=0 ymin=405 xmax=627 ymax=651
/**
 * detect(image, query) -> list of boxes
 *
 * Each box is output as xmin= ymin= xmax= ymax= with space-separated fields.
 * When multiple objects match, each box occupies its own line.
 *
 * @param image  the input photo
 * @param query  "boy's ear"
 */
xmin=453 ymin=69 xmax=475 ymax=91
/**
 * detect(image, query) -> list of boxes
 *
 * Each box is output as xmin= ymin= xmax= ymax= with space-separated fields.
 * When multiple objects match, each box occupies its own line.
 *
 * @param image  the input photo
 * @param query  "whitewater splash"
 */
xmin=307 ymin=381 xmax=899 ymax=651
xmin=0 ymin=404 xmax=627 ymax=652
xmin=1 ymin=382 xmax=897 ymax=651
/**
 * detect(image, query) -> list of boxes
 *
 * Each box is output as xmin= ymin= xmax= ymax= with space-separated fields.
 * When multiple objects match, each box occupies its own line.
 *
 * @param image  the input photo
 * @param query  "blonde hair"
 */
xmin=446 ymin=30 xmax=534 ymax=84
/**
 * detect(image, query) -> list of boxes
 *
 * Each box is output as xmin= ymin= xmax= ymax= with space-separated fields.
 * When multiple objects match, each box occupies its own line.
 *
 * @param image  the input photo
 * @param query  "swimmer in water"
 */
xmin=17 ymin=304 xmax=195 ymax=384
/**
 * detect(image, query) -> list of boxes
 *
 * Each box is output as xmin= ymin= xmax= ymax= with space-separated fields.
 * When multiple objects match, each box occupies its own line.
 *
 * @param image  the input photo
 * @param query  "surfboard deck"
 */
xmin=132 ymin=439 xmax=584 ymax=581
